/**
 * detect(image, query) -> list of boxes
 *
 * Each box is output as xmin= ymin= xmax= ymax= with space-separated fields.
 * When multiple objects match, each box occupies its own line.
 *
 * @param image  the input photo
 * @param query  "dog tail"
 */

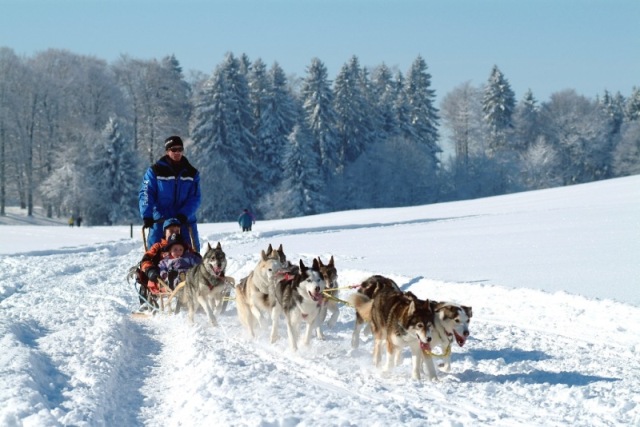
xmin=349 ymin=293 xmax=373 ymax=322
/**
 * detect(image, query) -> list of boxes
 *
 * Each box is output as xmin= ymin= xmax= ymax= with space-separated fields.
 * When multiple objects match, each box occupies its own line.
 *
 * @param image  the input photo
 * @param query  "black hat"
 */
xmin=165 ymin=233 xmax=186 ymax=250
xmin=164 ymin=136 xmax=184 ymax=151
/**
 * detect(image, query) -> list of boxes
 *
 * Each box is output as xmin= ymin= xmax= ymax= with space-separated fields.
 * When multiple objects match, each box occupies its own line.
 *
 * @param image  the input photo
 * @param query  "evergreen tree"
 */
xmin=613 ymin=121 xmax=640 ymax=176
xmin=333 ymin=56 xmax=374 ymax=168
xmin=83 ymin=118 xmax=139 ymax=225
xmin=261 ymin=125 xmax=327 ymax=218
xmin=482 ymin=65 xmax=516 ymax=153
xmin=370 ymin=63 xmax=399 ymax=139
xmin=190 ymin=53 xmax=256 ymax=217
xmin=512 ymin=89 xmax=539 ymax=152
xmin=300 ymin=58 xmax=339 ymax=178
xmin=393 ymin=71 xmax=414 ymax=141
xmin=252 ymin=62 xmax=298 ymax=196
xmin=405 ymin=56 xmax=441 ymax=156
xmin=626 ymin=87 xmax=640 ymax=121
xmin=599 ymin=90 xmax=625 ymax=137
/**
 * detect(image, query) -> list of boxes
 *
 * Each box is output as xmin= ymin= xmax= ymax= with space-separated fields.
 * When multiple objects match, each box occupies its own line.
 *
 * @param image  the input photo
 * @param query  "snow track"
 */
xmin=2 ymin=176 xmax=640 ymax=426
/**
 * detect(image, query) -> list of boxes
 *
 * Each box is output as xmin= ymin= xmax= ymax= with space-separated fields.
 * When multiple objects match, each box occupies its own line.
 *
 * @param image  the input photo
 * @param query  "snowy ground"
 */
xmin=1 ymin=175 xmax=639 ymax=426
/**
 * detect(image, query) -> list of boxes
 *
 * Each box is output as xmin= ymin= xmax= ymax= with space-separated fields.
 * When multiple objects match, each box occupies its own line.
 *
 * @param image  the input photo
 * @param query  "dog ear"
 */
xmin=261 ymin=249 xmax=267 ymax=261
xmin=216 ymin=241 xmax=222 ymax=249
xmin=266 ymin=243 xmax=273 ymax=254
xmin=316 ymin=257 xmax=324 ymax=267
xmin=207 ymin=242 xmax=212 ymax=251
xmin=299 ymin=259 xmax=307 ymax=271
xmin=312 ymin=258 xmax=320 ymax=270
xmin=328 ymin=255 xmax=334 ymax=267
xmin=462 ymin=305 xmax=473 ymax=319
xmin=408 ymin=299 xmax=417 ymax=315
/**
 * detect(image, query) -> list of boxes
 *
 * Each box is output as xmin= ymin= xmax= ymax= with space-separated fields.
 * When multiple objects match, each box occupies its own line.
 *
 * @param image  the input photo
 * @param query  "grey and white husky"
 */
xmin=272 ymin=259 xmax=326 ymax=351
xmin=171 ymin=241 xmax=235 ymax=326
xmin=235 ymin=244 xmax=287 ymax=338
xmin=315 ymin=256 xmax=339 ymax=339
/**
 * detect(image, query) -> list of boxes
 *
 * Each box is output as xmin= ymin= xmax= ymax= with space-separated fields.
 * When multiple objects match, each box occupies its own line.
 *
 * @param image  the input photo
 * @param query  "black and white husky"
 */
xmin=272 ymin=259 xmax=326 ymax=351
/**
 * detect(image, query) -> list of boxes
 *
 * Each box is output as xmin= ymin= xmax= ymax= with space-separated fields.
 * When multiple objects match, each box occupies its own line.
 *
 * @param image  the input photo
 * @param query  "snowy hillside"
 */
xmin=1 ymin=176 xmax=639 ymax=426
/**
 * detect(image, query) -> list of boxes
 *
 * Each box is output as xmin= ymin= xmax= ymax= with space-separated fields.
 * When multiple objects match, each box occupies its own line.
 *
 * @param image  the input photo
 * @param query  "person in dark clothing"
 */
xmin=139 ymin=136 xmax=202 ymax=252
xmin=238 ymin=209 xmax=255 ymax=232
xmin=75 ymin=216 xmax=83 ymax=227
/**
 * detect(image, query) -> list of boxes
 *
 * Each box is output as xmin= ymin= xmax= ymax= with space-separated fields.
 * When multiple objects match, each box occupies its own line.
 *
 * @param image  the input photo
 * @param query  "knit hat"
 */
xmin=164 ymin=135 xmax=184 ymax=151
xmin=163 ymin=218 xmax=181 ymax=231
xmin=165 ymin=233 xmax=186 ymax=251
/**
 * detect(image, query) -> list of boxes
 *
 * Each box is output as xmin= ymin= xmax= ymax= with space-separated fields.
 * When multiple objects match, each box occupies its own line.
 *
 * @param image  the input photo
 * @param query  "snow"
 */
xmin=1 ymin=175 xmax=639 ymax=426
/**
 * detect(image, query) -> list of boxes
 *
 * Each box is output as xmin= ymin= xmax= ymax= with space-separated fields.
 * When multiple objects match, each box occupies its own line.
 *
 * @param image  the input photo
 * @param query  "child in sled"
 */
xmin=155 ymin=233 xmax=201 ymax=291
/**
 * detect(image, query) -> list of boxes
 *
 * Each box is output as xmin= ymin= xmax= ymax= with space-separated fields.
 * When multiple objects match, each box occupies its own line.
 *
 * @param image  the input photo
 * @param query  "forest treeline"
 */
xmin=0 ymin=47 xmax=638 ymax=225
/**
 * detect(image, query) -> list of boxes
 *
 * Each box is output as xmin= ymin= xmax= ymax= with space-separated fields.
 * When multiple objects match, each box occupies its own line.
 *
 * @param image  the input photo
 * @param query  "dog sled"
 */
xmin=128 ymin=226 xmax=187 ymax=318
xmin=128 ymin=226 xmax=235 ymax=320
xmin=128 ymin=266 xmax=184 ymax=318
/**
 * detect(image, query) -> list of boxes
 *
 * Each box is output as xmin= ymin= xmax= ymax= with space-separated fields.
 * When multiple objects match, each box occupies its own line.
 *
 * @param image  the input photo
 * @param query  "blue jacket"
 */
xmin=238 ymin=211 xmax=255 ymax=228
xmin=139 ymin=155 xmax=201 ymax=250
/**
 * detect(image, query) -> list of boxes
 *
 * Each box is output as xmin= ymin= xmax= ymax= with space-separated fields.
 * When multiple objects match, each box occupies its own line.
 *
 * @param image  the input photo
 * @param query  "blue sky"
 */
xmin=1 ymin=0 xmax=638 ymax=103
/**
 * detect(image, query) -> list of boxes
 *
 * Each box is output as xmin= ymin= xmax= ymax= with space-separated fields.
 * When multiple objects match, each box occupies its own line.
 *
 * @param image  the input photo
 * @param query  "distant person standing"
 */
xmin=139 ymin=136 xmax=202 ymax=252
xmin=68 ymin=216 xmax=75 ymax=227
xmin=75 ymin=216 xmax=83 ymax=227
xmin=238 ymin=208 xmax=255 ymax=232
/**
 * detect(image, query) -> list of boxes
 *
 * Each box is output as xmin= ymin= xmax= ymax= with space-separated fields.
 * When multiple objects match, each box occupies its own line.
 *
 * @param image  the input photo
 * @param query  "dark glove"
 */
xmin=176 ymin=214 xmax=188 ymax=224
xmin=146 ymin=267 xmax=160 ymax=282
xmin=143 ymin=217 xmax=154 ymax=228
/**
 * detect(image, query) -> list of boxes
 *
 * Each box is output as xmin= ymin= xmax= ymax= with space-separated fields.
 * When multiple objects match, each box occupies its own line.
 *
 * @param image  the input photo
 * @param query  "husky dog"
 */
xmin=273 ymin=259 xmax=325 ymax=351
xmin=315 ymin=256 xmax=339 ymax=339
xmin=235 ymin=244 xmax=287 ymax=338
xmin=421 ymin=301 xmax=473 ymax=380
xmin=350 ymin=275 xmax=402 ymax=349
xmin=172 ymin=242 xmax=235 ymax=326
xmin=350 ymin=289 xmax=434 ymax=380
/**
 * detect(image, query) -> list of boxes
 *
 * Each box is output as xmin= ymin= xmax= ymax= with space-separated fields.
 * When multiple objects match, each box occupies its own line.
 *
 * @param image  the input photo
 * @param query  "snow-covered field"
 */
xmin=1 ymin=175 xmax=639 ymax=426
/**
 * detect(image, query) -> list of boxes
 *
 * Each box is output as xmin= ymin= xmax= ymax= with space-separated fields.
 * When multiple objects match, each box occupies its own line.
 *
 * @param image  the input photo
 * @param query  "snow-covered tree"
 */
xmin=440 ymin=81 xmax=484 ymax=165
xmin=336 ymin=137 xmax=439 ymax=209
xmin=482 ymin=65 xmax=516 ymax=153
xmin=190 ymin=53 xmax=256 ymax=217
xmin=393 ymin=71 xmax=414 ymax=142
xmin=519 ymin=136 xmax=561 ymax=190
xmin=370 ymin=63 xmax=399 ymax=139
xmin=261 ymin=125 xmax=327 ymax=218
xmin=512 ymin=89 xmax=540 ymax=152
xmin=0 ymin=48 xmax=24 ymax=215
xmin=113 ymin=55 xmax=190 ymax=164
xmin=80 ymin=118 xmax=139 ymax=225
xmin=252 ymin=62 xmax=298 ymax=198
xmin=613 ymin=121 xmax=640 ymax=176
xmin=625 ymin=86 xmax=640 ymax=121
xmin=539 ymin=90 xmax=611 ymax=184
xmin=405 ymin=56 xmax=441 ymax=157
xmin=333 ymin=56 xmax=374 ymax=168
xmin=300 ymin=58 xmax=339 ymax=178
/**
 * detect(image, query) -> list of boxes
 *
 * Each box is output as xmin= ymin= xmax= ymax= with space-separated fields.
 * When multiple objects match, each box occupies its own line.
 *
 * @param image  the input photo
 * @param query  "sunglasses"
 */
xmin=168 ymin=147 xmax=184 ymax=153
